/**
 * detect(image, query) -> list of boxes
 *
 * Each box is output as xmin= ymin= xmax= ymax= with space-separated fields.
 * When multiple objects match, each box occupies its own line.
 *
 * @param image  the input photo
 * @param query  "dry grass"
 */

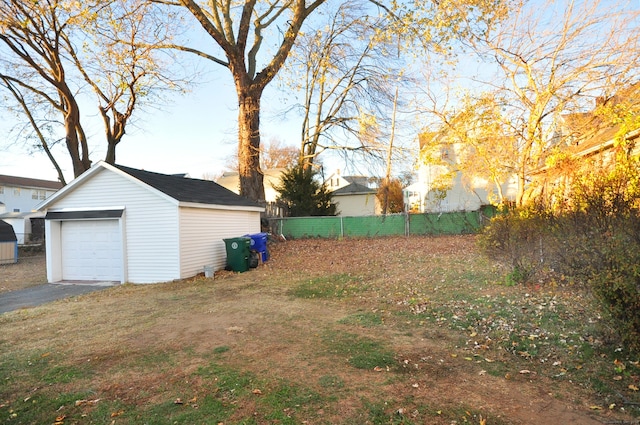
xmin=0 ymin=236 xmax=637 ymax=424
xmin=0 ymin=251 xmax=47 ymax=293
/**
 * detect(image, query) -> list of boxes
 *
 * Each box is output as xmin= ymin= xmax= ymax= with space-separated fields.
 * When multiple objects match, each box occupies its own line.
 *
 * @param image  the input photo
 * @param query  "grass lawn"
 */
xmin=1 ymin=235 xmax=639 ymax=424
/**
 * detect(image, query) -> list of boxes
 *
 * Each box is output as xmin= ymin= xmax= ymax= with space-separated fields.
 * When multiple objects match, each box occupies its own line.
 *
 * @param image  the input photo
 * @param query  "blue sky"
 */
xmin=1 ymin=72 xmax=305 ymax=183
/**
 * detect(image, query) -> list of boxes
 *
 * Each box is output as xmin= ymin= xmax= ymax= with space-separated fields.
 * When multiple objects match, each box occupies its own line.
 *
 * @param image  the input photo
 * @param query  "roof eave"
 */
xmin=179 ymin=201 xmax=264 ymax=212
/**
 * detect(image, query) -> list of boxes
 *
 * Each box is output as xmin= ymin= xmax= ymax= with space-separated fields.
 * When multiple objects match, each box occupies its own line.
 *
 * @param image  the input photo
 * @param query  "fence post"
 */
xmin=405 ymin=212 xmax=409 ymax=236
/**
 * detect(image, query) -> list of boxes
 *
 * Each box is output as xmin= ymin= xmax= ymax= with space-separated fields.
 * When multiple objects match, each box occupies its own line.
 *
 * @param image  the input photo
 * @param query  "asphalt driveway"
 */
xmin=0 ymin=282 xmax=114 ymax=314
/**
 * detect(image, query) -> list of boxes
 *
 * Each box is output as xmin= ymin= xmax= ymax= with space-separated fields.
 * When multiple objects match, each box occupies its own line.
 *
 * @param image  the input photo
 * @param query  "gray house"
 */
xmin=37 ymin=161 xmax=263 ymax=284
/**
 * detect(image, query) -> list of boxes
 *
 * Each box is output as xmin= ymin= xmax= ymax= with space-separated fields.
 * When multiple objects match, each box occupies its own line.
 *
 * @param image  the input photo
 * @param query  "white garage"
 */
xmin=38 ymin=161 xmax=263 ymax=284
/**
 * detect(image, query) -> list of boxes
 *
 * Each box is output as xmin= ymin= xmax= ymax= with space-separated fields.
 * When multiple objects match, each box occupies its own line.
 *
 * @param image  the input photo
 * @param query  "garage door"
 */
xmin=61 ymin=220 xmax=122 ymax=281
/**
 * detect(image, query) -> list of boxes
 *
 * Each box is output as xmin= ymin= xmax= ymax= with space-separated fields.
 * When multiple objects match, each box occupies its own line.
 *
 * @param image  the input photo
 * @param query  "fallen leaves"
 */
xmin=75 ymin=399 xmax=100 ymax=407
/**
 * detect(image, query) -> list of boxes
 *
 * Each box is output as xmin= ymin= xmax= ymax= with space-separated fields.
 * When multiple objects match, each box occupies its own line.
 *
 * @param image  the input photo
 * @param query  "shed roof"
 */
xmin=37 ymin=161 xmax=264 ymax=211
xmin=113 ymin=164 xmax=261 ymax=207
xmin=0 ymin=220 xmax=17 ymax=242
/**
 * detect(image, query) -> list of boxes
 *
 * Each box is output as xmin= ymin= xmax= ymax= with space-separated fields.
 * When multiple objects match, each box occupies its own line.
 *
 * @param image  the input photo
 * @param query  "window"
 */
xmin=13 ymin=187 xmax=20 ymax=196
xmin=32 ymin=190 xmax=46 ymax=200
xmin=0 ymin=186 xmax=3 ymax=194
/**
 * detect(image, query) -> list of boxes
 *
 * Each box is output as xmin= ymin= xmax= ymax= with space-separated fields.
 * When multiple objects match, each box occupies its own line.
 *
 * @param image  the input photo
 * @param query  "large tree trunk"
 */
xmin=237 ymin=85 xmax=266 ymax=203
xmin=61 ymin=88 xmax=91 ymax=178
xmin=64 ymin=113 xmax=85 ymax=178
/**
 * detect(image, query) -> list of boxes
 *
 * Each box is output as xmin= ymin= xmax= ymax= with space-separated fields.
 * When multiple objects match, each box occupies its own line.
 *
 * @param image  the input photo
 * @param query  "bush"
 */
xmin=588 ymin=235 xmax=640 ymax=351
xmin=476 ymin=203 xmax=554 ymax=284
xmin=479 ymin=151 xmax=640 ymax=350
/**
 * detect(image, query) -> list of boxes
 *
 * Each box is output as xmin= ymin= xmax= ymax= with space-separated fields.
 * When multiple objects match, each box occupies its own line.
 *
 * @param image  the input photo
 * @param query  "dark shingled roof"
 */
xmin=0 ymin=220 xmax=17 ymax=242
xmin=332 ymin=182 xmax=375 ymax=195
xmin=114 ymin=165 xmax=261 ymax=208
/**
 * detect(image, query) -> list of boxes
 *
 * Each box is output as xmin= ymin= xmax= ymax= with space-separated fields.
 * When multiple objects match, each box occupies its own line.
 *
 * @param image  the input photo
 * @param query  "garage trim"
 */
xmin=45 ymin=209 xmax=124 ymax=220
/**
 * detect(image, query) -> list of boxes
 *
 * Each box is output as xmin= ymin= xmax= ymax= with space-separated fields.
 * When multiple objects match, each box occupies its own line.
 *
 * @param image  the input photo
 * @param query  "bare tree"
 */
xmin=0 ymin=0 xmax=186 ymax=179
xmin=0 ymin=75 xmax=68 ymax=184
xmin=0 ymin=0 xmax=91 ymax=177
xmin=223 ymin=137 xmax=299 ymax=171
xmin=282 ymin=2 xmax=400 ymax=172
xmin=69 ymin=0 xmax=187 ymax=164
xmin=261 ymin=137 xmax=299 ymax=169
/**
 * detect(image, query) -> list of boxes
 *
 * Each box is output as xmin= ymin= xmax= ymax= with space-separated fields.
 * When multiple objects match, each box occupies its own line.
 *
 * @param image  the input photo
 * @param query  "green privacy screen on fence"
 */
xmin=271 ymin=207 xmax=497 ymax=239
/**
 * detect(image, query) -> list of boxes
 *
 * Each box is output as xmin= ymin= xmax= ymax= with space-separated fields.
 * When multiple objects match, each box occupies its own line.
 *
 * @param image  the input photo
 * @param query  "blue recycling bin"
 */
xmin=245 ymin=232 xmax=269 ymax=262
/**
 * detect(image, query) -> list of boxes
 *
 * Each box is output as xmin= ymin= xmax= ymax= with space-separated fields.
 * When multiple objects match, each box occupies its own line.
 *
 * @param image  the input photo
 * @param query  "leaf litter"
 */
xmin=3 ymin=235 xmax=640 ymax=424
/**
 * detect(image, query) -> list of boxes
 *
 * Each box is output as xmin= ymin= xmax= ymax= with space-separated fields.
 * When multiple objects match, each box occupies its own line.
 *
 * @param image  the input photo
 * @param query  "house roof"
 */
xmin=342 ymin=176 xmax=370 ymax=187
xmin=0 ymin=174 xmax=62 ymax=190
xmin=216 ymin=168 xmax=285 ymax=194
xmin=38 ymin=161 xmax=263 ymax=210
xmin=332 ymin=182 xmax=376 ymax=196
xmin=113 ymin=164 xmax=261 ymax=207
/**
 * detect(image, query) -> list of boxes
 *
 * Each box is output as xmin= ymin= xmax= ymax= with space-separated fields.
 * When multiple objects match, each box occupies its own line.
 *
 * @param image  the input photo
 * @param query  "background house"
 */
xmin=216 ymin=168 xmax=285 ymax=202
xmin=324 ymin=171 xmax=379 ymax=216
xmin=528 ymin=85 xmax=640 ymax=200
xmin=408 ymin=135 xmax=516 ymax=213
xmin=38 ymin=161 xmax=263 ymax=284
xmin=0 ymin=174 xmax=62 ymax=244
xmin=216 ymin=168 xmax=285 ymax=216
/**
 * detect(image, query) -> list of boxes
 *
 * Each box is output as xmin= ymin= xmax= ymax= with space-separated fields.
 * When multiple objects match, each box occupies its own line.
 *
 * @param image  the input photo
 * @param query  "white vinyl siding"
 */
xmin=179 ymin=206 xmax=260 ymax=276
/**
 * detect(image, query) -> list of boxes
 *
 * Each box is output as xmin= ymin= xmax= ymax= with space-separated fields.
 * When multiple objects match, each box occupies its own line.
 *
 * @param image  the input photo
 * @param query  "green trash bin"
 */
xmin=223 ymin=237 xmax=251 ymax=272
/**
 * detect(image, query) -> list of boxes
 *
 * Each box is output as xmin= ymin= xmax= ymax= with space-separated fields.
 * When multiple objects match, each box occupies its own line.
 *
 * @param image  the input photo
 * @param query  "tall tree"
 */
xmin=0 ymin=75 xmax=68 ymax=184
xmin=160 ymin=0 xmax=326 ymax=203
xmin=69 ymin=0 xmax=185 ymax=164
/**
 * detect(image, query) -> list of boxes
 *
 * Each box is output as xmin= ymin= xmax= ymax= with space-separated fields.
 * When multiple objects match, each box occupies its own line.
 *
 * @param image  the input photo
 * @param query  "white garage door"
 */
xmin=61 ymin=220 xmax=122 ymax=281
